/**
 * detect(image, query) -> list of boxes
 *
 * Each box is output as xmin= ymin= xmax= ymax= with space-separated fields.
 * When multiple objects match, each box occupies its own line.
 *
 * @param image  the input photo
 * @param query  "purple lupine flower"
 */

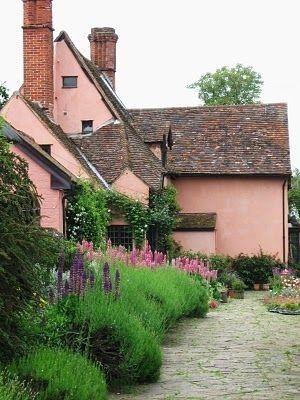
xmin=57 ymin=252 xmax=65 ymax=300
xmin=103 ymin=262 xmax=112 ymax=294
xmin=114 ymin=269 xmax=121 ymax=300
xmin=70 ymin=250 xmax=84 ymax=295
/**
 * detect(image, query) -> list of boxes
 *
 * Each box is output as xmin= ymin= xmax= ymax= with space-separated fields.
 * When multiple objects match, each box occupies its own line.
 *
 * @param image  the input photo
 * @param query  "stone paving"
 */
xmin=109 ymin=291 xmax=300 ymax=400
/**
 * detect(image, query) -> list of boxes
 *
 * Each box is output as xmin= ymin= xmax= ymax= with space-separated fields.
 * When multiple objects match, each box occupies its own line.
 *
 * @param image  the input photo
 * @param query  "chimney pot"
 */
xmin=88 ymin=27 xmax=118 ymax=89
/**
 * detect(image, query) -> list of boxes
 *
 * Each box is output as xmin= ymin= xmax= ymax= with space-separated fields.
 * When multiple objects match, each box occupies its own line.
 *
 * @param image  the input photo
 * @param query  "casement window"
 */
xmin=81 ymin=120 xmax=93 ymax=134
xmin=62 ymin=76 xmax=78 ymax=88
xmin=40 ymin=144 xmax=52 ymax=155
xmin=107 ymin=225 xmax=133 ymax=250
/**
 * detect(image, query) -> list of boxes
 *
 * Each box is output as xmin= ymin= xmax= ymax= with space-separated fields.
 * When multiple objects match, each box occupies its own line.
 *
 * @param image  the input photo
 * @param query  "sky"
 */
xmin=1 ymin=0 xmax=299 ymax=169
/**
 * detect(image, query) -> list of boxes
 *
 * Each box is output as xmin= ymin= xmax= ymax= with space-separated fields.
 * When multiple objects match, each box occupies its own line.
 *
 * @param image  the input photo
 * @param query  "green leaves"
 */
xmin=0 ymin=83 xmax=9 ymax=108
xmin=289 ymin=169 xmax=300 ymax=218
xmin=188 ymin=64 xmax=263 ymax=105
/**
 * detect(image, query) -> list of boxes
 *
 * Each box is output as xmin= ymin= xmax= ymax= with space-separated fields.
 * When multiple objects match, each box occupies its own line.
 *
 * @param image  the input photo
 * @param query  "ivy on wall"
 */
xmin=66 ymin=179 xmax=109 ymax=247
xmin=66 ymin=180 xmax=180 ymax=251
xmin=105 ymin=190 xmax=148 ymax=248
xmin=148 ymin=186 xmax=180 ymax=253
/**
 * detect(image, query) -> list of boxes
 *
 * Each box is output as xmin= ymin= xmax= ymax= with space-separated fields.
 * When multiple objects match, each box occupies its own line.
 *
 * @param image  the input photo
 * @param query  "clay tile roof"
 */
xmin=175 ymin=213 xmax=217 ymax=231
xmin=129 ymin=103 xmax=291 ymax=176
xmin=23 ymin=98 xmax=106 ymax=186
xmin=72 ymin=122 xmax=164 ymax=191
xmin=54 ymin=31 xmax=132 ymax=123
xmin=1 ymin=120 xmax=76 ymax=183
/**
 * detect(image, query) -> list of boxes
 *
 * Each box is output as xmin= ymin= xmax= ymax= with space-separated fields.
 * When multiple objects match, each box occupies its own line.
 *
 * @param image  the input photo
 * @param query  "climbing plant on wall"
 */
xmin=148 ymin=186 xmax=180 ymax=253
xmin=105 ymin=190 xmax=149 ymax=248
xmin=66 ymin=179 xmax=109 ymax=247
xmin=66 ymin=180 xmax=180 ymax=251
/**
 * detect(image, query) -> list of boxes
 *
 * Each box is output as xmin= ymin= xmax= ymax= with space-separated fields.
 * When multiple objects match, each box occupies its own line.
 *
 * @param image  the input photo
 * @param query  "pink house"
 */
xmin=1 ymin=0 xmax=291 ymax=261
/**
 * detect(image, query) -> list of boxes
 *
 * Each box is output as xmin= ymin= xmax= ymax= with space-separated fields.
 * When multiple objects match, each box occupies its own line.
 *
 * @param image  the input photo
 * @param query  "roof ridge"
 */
xmin=129 ymin=102 xmax=288 ymax=112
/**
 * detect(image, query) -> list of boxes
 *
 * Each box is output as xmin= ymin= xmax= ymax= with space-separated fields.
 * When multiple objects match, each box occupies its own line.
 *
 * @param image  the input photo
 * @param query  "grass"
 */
xmin=0 ymin=371 xmax=36 ymax=400
xmin=7 ymin=347 xmax=107 ymax=400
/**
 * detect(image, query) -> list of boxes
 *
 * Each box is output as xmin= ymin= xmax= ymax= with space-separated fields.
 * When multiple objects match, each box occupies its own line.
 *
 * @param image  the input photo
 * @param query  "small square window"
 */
xmin=62 ymin=76 xmax=78 ymax=88
xmin=82 ymin=120 xmax=93 ymax=134
xmin=40 ymin=144 xmax=51 ymax=155
xmin=107 ymin=225 xmax=133 ymax=250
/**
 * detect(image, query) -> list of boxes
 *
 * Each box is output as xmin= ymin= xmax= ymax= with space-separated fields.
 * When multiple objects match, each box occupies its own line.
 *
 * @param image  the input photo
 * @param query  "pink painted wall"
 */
xmin=11 ymin=145 xmax=64 ymax=232
xmin=149 ymin=143 xmax=161 ymax=159
xmin=112 ymin=169 xmax=149 ymax=204
xmin=54 ymin=40 xmax=113 ymax=134
xmin=1 ymin=95 xmax=90 ymax=178
xmin=173 ymin=231 xmax=216 ymax=254
xmin=172 ymin=176 xmax=288 ymax=261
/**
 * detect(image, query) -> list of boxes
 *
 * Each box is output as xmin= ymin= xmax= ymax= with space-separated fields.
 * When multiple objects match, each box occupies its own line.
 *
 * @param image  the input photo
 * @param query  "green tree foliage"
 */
xmin=0 ymin=82 xmax=9 ymax=108
xmin=148 ymin=186 xmax=180 ymax=253
xmin=188 ymin=64 xmax=263 ymax=105
xmin=289 ymin=169 xmax=300 ymax=218
xmin=0 ymin=121 xmax=59 ymax=363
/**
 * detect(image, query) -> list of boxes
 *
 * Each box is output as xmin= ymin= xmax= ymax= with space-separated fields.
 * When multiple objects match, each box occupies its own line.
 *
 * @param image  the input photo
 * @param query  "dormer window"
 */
xmin=82 ymin=120 xmax=93 ymax=134
xmin=62 ymin=76 xmax=78 ymax=88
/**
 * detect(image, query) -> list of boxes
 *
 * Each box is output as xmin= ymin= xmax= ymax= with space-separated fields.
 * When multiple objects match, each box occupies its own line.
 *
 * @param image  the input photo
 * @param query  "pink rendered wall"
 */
xmin=54 ymin=41 xmax=113 ymax=134
xmin=172 ymin=177 xmax=288 ymax=261
xmin=11 ymin=145 xmax=64 ymax=232
xmin=149 ymin=143 xmax=162 ymax=160
xmin=112 ymin=169 xmax=149 ymax=204
xmin=173 ymin=231 xmax=216 ymax=254
xmin=1 ymin=96 xmax=89 ymax=178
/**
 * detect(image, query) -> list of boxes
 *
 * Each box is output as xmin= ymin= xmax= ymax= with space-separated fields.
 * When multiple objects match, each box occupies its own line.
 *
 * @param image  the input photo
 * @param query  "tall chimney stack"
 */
xmin=88 ymin=27 xmax=118 ymax=89
xmin=22 ymin=0 xmax=54 ymax=111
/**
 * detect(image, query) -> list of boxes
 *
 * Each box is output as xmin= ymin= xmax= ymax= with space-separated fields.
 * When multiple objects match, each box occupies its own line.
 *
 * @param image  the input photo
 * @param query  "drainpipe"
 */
xmin=282 ymin=178 xmax=288 ymax=264
xmin=62 ymin=193 xmax=68 ymax=237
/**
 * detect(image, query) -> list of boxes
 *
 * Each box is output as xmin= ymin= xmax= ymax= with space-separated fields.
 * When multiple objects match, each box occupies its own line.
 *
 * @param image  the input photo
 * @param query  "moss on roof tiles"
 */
xmin=175 ymin=213 xmax=217 ymax=230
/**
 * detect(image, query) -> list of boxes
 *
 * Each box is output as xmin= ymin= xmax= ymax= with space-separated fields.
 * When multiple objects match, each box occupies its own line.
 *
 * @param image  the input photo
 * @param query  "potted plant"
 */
xmin=217 ymin=283 xmax=228 ymax=303
xmin=231 ymin=279 xmax=247 ymax=299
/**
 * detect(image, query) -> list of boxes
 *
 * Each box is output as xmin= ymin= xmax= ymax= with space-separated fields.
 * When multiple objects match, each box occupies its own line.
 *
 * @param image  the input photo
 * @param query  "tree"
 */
xmin=188 ymin=64 xmax=263 ymax=106
xmin=0 ymin=118 xmax=60 ymax=363
xmin=0 ymin=82 xmax=9 ymax=108
xmin=289 ymin=169 xmax=300 ymax=219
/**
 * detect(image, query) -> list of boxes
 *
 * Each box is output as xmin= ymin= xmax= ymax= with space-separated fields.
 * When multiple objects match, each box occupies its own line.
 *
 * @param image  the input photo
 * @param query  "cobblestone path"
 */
xmin=110 ymin=291 xmax=300 ymax=400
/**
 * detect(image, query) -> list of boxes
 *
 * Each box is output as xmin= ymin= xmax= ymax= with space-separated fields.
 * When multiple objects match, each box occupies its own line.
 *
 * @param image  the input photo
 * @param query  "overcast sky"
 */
xmin=1 ymin=0 xmax=299 ymax=169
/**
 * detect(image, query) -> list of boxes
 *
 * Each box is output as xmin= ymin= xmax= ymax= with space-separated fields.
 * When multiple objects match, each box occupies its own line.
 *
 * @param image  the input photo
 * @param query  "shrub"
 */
xmin=117 ymin=265 xmax=209 ymax=336
xmin=179 ymin=251 xmax=232 ymax=273
xmin=74 ymin=289 xmax=162 ymax=386
xmin=0 ymin=129 xmax=62 ymax=363
xmin=30 ymin=260 xmax=208 ymax=387
xmin=0 ymin=371 xmax=36 ymax=400
xmin=8 ymin=347 xmax=107 ymax=400
xmin=231 ymin=251 xmax=282 ymax=287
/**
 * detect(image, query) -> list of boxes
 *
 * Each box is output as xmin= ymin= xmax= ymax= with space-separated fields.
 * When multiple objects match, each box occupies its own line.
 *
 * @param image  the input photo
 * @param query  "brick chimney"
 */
xmin=88 ymin=27 xmax=118 ymax=89
xmin=22 ymin=0 xmax=54 ymax=111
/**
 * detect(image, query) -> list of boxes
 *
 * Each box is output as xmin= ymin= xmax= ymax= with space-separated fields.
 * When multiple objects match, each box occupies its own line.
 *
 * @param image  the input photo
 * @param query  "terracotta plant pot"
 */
xmin=253 ymin=283 xmax=260 ymax=291
xmin=262 ymin=283 xmax=269 ymax=291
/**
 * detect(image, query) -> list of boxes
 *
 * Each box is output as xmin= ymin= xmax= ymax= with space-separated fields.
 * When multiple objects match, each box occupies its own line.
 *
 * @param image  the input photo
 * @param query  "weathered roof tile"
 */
xmin=130 ymin=103 xmax=291 ymax=176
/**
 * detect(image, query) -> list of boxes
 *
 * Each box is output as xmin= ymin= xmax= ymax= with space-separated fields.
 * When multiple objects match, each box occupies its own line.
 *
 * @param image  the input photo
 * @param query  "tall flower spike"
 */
xmin=57 ymin=252 xmax=65 ymax=300
xmin=114 ymin=269 xmax=121 ymax=300
xmin=103 ymin=262 xmax=112 ymax=294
